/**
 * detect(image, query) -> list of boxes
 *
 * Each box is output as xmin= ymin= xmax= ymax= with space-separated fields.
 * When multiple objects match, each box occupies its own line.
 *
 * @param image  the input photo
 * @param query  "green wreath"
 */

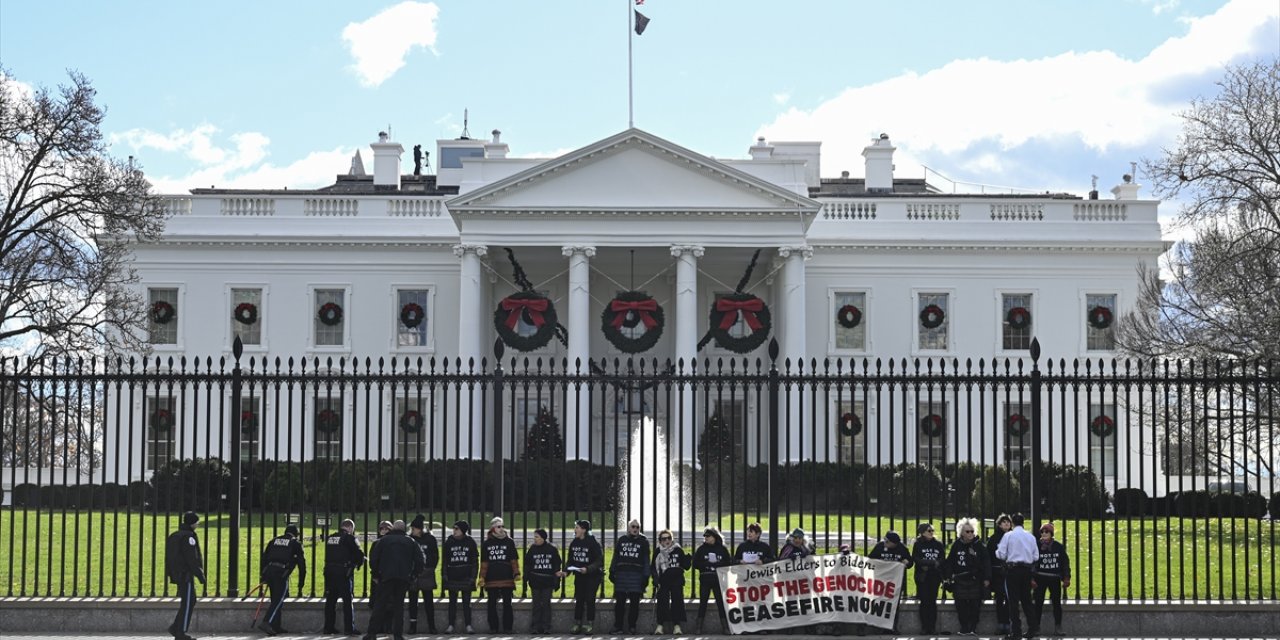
xmin=1090 ymin=414 xmax=1115 ymax=438
xmin=400 ymin=409 xmax=424 ymax=433
xmin=1006 ymin=306 xmax=1031 ymax=330
xmin=1088 ymin=305 xmax=1113 ymax=330
xmin=151 ymin=300 xmax=176 ymax=324
xmin=494 ymin=291 xmax=558 ymax=352
xmin=601 ymin=291 xmax=664 ymax=354
xmin=838 ymin=412 xmax=862 ymax=437
xmin=151 ymin=408 xmax=174 ymax=431
xmin=705 ymin=293 xmax=772 ymax=354
xmin=318 ymin=302 xmax=344 ymax=326
xmin=400 ymin=302 xmax=425 ymax=328
xmin=240 ymin=410 xmax=258 ymax=434
xmin=1006 ymin=413 xmax=1030 ymax=437
xmin=234 ymin=302 xmax=258 ymax=325
xmin=920 ymin=304 xmax=946 ymax=329
xmin=836 ymin=304 xmax=863 ymax=329
xmin=316 ymin=408 xmax=342 ymax=433
xmin=920 ymin=413 xmax=945 ymax=438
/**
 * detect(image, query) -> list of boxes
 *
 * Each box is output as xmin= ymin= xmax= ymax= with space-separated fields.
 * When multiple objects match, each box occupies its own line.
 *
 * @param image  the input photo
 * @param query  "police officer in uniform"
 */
xmin=995 ymin=513 xmax=1039 ymax=640
xmin=323 ymin=518 xmax=365 ymax=635
xmin=166 ymin=511 xmax=205 ymax=640
xmin=258 ymin=523 xmax=307 ymax=636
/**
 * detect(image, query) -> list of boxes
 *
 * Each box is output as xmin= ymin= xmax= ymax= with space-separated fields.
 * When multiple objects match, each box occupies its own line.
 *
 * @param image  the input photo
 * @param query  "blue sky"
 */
xmin=1 ymin=0 xmax=1277 ymax=202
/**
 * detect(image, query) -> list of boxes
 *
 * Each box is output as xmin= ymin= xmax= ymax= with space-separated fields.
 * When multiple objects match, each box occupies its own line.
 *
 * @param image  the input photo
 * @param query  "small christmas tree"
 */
xmin=697 ymin=411 xmax=734 ymax=467
xmin=523 ymin=406 xmax=565 ymax=461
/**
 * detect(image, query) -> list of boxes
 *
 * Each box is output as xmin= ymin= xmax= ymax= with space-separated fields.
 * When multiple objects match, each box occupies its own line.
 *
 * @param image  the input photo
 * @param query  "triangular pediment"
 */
xmin=447 ymin=128 xmax=819 ymax=214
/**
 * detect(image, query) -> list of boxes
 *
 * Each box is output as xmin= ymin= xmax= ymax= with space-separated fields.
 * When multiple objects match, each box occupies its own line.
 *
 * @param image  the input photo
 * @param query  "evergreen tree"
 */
xmin=697 ymin=411 xmax=734 ymax=467
xmin=523 ymin=406 xmax=565 ymax=461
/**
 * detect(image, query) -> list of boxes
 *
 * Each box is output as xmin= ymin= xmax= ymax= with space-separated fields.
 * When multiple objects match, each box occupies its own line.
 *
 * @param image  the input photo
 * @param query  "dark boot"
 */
xmin=409 ymin=620 xmax=418 ymax=634
xmin=695 ymin=616 xmax=704 ymax=634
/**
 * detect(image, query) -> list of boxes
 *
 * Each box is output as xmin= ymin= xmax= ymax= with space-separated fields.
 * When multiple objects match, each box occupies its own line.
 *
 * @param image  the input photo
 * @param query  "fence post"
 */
xmin=228 ymin=336 xmax=243 ymax=598
xmin=767 ymin=339 xmax=781 ymax=552
xmin=1029 ymin=337 xmax=1042 ymax=532
xmin=491 ymin=339 xmax=506 ymax=519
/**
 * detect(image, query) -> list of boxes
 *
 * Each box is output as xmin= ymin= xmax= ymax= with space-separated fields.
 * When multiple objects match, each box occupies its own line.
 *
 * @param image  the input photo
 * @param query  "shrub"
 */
xmin=1113 ymin=488 xmax=1149 ymax=517
xmin=1271 ymin=492 xmax=1280 ymax=520
xmin=889 ymin=464 xmax=946 ymax=515
xmin=12 ymin=483 xmax=38 ymax=507
xmin=151 ymin=458 xmax=231 ymax=511
xmin=1212 ymin=491 xmax=1267 ymax=518
xmin=944 ymin=462 xmax=987 ymax=511
xmin=970 ymin=466 xmax=1022 ymax=515
xmin=127 ymin=480 xmax=154 ymax=508
xmin=262 ymin=464 xmax=307 ymax=510
xmin=1175 ymin=490 xmax=1214 ymax=517
xmin=1020 ymin=462 xmax=1109 ymax=518
xmin=316 ymin=464 xmax=375 ymax=512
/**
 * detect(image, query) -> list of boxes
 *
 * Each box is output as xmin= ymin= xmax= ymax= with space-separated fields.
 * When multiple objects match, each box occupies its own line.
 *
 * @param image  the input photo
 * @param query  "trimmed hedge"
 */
xmin=1113 ymin=488 xmax=1149 ymax=516
xmin=1272 ymin=492 xmax=1280 ymax=519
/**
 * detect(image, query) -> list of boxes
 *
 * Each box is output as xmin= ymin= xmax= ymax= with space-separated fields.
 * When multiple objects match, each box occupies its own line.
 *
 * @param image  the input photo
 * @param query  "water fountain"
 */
xmin=617 ymin=415 xmax=690 ymax=531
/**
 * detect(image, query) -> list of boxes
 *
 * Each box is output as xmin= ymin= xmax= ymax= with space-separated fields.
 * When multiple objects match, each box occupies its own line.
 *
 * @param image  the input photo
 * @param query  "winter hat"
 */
xmin=378 ymin=520 xmax=393 ymax=532
xmin=885 ymin=531 xmax=902 ymax=545
xmin=285 ymin=524 xmax=299 ymax=536
xmin=839 ymin=544 xmax=851 ymax=554
xmin=454 ymin=520 xmax=471 ymax=535
xmin=575 ymin=519 xmax=592 ymax=532
xmin=411 ymin=514 xmax=427 ymax=530
xmin=183 ymin=511 xmax=199 ymax=526
xmin=534 ymin=528 xmax=549 ymax=541
xmin=1040 ymin=522 xmax=1055 ymax=535
xmin=340 ymin=519 xmax=355 ymax=533
xmin=790 ymin=527 xmax=806 ymax=539
xmin=917 ymin=522 xmax=934 ymax=535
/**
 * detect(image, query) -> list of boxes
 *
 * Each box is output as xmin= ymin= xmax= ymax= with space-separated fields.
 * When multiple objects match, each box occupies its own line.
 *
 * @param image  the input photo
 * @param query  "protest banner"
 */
xmin=718 ymin=553 xmax=905 ymax=634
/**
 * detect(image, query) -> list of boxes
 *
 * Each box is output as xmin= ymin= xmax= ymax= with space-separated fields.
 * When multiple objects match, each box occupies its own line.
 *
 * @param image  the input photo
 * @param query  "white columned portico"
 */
xmin=454 ymin=243 xmax=488 ymax=458
xmin=562 ymin=245 xmax=596 ymax=460
xmin=671 ymin=244 xmax=704 ymax=461
xmin=778 ymin=244 xmax=812 ymax=461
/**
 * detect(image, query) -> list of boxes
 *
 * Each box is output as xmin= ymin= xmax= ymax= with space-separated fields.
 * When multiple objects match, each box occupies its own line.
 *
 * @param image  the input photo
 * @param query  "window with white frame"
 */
xmin=1001 ymin=293 xmax=1033 ymax=351
xmin=1086 ymin=293 xmax=1117 ymax=351
xmin=148 ymin=288 xmax=179 ymax=345
xmin=393 ymin=397 xmax=427 ymax=462
xmin=917 ymin=293 xmax=949 ymax=351
xmin=833 ymin=291 xmax=867 ymax=351
xmin=314 ymin=288 xmax=346 ymax=347
xmin=1003 ymin=401 xmax=1032 ymax=473
xmin=1088 ymin=402 xmax=1117 ymax=481
xmin=395 ymin=288 xmax=429 ymax=347
xmin=837 ymin=398 xmax=867 ymax=464
xmin=239 ymin=396 xmax=262 ymax=463
xmin=231 ymin=288 xmax=263 ymax=346
xmin=916 ymin=399 xmax=948 ymax=466
xmin=314 ymin=395 xmax=343 ymax=461
xmin=146 ymin=396 xmax=177 ymax=472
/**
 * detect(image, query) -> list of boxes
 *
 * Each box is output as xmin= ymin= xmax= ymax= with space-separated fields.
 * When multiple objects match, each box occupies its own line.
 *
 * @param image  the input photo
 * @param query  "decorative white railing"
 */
xmin=303 ymin=198 xmax=359 ymax=217
xmin=906 ymin=203 xmax=960 ymax=220
xmin=990 ymin=203 xmax=1044 ymax=221
xmin=820 ymin=201 xmax=877 ymax=220
xmin=388 ymin=198 xmax=446 ymax=217
xmin=1073 ymin=202 xmax=1127 ymax=221
xmin=220 ymin=197 xmax=275 ymax=216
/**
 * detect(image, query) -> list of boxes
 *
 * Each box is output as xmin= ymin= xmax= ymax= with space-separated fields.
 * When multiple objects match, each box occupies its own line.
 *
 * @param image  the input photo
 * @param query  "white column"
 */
xmin=671 ymin=244 xmax=704 ymax=463
xmin=454 ymin=243 xmax=488 ymax=459
xmin=562 ymin=245 xmax=596 ymax=460
xmin=778 ymin=245 xmax=812 ymax=461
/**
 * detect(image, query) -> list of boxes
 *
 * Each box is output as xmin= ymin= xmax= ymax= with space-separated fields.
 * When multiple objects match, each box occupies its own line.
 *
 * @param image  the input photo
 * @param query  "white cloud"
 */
xmin=343 ymin=1 xmax=441 ymax=87
xmin=111 ymin=125 xmax=351 ymax=193
xmin=772 ymin=91 xmax=791 ymax=106
xmin=1138 ymin=0 xmax=1180 ymax=15
xmin=756 ymin=0 xmax=1278 ymax=190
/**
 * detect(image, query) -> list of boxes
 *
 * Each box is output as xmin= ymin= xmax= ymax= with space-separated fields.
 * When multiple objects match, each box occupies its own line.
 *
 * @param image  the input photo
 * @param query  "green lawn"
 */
xmin=1 ymin=509 xmax=1275 ymax=600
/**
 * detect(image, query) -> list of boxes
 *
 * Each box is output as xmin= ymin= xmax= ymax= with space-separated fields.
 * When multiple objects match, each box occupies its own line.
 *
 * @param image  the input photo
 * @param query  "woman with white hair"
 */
xmin=609 ymin=518 xmax=650 ymax=634
xmin=943 ymin=517 xmax=990 ymax=636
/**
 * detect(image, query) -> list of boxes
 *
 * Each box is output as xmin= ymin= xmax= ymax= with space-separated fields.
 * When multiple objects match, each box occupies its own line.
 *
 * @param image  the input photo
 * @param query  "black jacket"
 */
xmin=481 ymin=535 xmax=520 ymax=588
xmin=165 ymin=524 xmax=205 ymax=584
xmin=370 ymin=529 xmax=426 ymax=583
xmin=944 ymin=538 xmax=991 ymax=600
xmin=610 ymin=532 xmax=650 ymax=592
xmin=868 ymin=541 xmax=914 ymax=569
xmin=651 ymin=544 xmax=692 ymax=588
xmin=912 ymin=538 xmax=946 ymax=578
xmin=411 ymin=530 xmax=439 ymax=588
xmin=692 ymin=542 xmax=732 ymax=579
xmin=567 ymin=534 xmax=604 ymax=579
xmin=733 ymin=539 xmax=776 ymax=565
xmin=442 ymin=533 xmax=479 ymax=590
xmin=262 ymin=533 xmax=307 ymax=585
xmin=325 ymin=530 xmax=366 ymax=571
xmin=986 ymin=529 xmax=1007 ymax=576
xmin=1034 ymin=540 xmax=1071 ymax=580
xmin=523 ymin=542 xmax=563 ymax=589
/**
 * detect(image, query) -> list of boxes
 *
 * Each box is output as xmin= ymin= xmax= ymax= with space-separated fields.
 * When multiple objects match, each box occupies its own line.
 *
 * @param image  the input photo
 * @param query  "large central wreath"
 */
xmin=493 ymin=249 xmax=568 ymax=352
xmin=601 ymin=290 xmax=664 ymax=354
xmin=697 ymin=249 xmax=772 ymax=354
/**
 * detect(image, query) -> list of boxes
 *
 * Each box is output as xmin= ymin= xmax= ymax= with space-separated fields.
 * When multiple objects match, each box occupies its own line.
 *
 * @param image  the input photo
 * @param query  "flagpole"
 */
xmin=627 ymin=0 xmax=634 ymax=128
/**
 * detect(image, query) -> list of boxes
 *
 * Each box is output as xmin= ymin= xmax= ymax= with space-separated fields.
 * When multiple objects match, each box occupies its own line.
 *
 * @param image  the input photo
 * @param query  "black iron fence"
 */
xmin=2 ymin=338 xmax=1276 ymax=601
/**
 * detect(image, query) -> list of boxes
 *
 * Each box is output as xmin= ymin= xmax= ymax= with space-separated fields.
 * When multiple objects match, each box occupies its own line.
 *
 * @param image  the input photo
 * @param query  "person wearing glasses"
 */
xmin=651 ymin=529 xmax=692 ymax=634
xmin=944 ymin=517 xmax=990 ymax=636
xmin=609 ymin=519 xmax=651 ymax=634
xmin=559 ymin=519 xmax=604 ymax=634
xmin=911 ymin=522 xmax=946 ymax=635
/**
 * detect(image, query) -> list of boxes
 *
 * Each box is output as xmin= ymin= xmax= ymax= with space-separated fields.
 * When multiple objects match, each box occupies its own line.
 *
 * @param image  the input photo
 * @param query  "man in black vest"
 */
xmin=165 ymin=511 xmax=205 ymax=640
xmin=258 ymin=524 xmax=307 ymax=636
xmin=364 ymin=519 xmax=425 ymax=640
xmin=323 ymin=518 xmax=365 ymax=635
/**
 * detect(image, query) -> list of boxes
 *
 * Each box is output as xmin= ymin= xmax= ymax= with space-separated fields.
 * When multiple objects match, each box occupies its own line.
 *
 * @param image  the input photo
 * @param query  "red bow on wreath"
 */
xmin=716 ymin=297 xmax=765 ymax=330
xmin=500 ymin=297 xmax=549 ymax=329
xmin=610 ymin=298 xmax=659 ymax=329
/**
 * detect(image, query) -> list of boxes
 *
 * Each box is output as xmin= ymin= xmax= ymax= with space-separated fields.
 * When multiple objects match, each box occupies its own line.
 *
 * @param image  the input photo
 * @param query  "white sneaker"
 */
xmin=465 ymin=625 xmax=475 ymax=634
xmin=445 ymin=625 xmax=454 ymax=633
xmin=654 ymin=625 xmax=664 ymax=635
xmin=673 ymin=625 xmax=683 ymax=635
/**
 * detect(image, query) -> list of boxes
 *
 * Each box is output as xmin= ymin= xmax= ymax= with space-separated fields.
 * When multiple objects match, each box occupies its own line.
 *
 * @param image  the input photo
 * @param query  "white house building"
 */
xmin=114 ymin=127 xmax=1167 ymax=493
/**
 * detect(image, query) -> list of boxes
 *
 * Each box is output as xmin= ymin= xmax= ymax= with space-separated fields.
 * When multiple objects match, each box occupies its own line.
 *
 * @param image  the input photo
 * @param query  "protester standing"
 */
xmin=733 ymin=522 xmax=776 ymax=566
xmin=867 ymin=530 xmax=912 ymax=634
xmin=560 ymin=519 xmax=604 ymax=634
xmin=778 ymin=528 xmax=814 ymax=559
xmin=944 ymin=517 xmax=991 ymax=636
xmin=987 ymin=514 xmax=1013 ymax=636
xmin=442 ymin=520 xmax=479 ymax=633
xmin=691 ymin=526 xmax=731 ymax=633
xmin=609 ymin=518 xmax=650 ymax=634
xmin=1032 ymin=523 xmax=1070 ymax=637
xmin=651 ymin=529 xmax=691 ymax=635
xmin=407 ymin=515 xmax=439 ymax=634
xmin=911 ymin=522 xmax=946 ymax=635
xmin=322 ymin=518 xmax=365 ymax=636
xmin=480 ymin=517 xmax=520 ymax=633
xmin=995 ymin=513 xmax=1040 ymax=640
xmin=165 ymin=511 xmax=205 ymax=640
xmin=524 ymin=528 xmax=563 ymax=634
xmin=258 ymin=524 xmax=306 ymax=636
xmin=363 ymin=519 xmax=424 ymax=640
